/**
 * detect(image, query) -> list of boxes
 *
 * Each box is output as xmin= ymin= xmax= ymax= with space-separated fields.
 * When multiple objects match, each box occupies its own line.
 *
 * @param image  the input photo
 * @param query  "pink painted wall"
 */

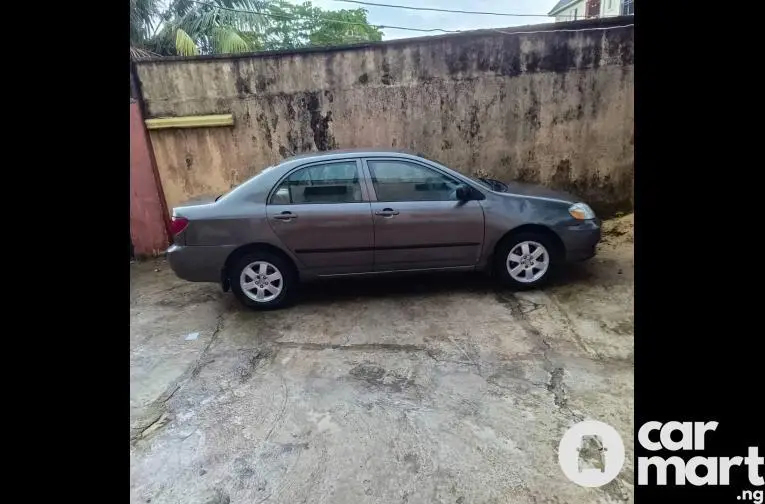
xmin=130 ymin=101 xmax=169 ymax=256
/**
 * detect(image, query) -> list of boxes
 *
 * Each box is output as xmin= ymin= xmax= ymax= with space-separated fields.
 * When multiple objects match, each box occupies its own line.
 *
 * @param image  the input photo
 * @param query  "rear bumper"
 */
xmin=556 ymin=219 xmax=602 ymax=262
xmin=166 ymin=244 xmax=236 ymax=283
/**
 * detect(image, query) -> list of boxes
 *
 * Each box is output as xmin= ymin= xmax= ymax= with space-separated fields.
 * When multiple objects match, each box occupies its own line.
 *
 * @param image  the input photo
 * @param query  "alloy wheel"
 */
xmin=506 ymin=241 xmax=550 ymax=283
xmin=240 ymin=261 xmax=283 ymax=302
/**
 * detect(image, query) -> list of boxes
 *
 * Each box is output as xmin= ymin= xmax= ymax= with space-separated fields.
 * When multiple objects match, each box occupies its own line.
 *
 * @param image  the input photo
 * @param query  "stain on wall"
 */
xmin=135 ymin=17 xmax=634 ymax=214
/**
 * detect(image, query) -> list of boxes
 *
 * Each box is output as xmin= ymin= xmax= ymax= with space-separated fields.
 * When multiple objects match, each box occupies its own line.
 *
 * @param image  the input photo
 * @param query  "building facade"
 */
xmin=548 ymin=0 xmax=634 ymax=21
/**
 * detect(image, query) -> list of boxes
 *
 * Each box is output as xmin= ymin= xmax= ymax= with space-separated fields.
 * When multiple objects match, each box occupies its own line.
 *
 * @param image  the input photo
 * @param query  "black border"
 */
xmin=636 ymin=1 xmax=764 ymax=501
xmin=12 ymin=6 xmax=124 ymax=492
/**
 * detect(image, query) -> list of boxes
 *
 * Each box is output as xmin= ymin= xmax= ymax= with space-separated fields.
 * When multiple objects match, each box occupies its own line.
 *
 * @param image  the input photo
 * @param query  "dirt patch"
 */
xmin=601 ymin=213 xmax=633 ymax=248
xmin=348 ymin=362 xmax=416 ymax=393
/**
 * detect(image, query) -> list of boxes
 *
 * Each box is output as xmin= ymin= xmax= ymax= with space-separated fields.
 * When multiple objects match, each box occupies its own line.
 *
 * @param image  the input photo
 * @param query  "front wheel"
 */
xmin=495 ymin=233 xmax=558 ymax=290
xmin=230 ymin=252 xmax=296 ymax=310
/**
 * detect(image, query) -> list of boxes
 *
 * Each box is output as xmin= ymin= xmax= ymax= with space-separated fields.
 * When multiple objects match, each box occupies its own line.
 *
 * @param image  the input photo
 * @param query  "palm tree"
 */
xmin=130 ymin=0 xmax=162 ymax=59
xmin=153 ymin=0 xmax=268 ymax=56
xmin=130 ymin=0 xmax=381 ymax=59
xmin=130 ymin=0 xmax=267 ymax=58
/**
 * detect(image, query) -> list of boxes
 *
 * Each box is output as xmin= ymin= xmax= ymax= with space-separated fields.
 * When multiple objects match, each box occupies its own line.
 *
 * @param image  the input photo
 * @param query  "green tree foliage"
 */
xmin=157 ymin=0 xmax=267 ymax=56
xmin=262 ymin=1 xmax=383 ymax=51
xmin=130 ymin=0 xmax=383 ymax=59
xmin=130 ymin=0 xmax=162 ymax=59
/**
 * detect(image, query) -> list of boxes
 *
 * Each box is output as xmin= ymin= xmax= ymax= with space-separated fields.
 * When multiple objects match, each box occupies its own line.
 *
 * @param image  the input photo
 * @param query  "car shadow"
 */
xmin=294 ymin=262 xmax=602 ymax=307
xmin=296 ymin=272 xmax=493 ymax=306
xmin=550 ymin=262 xmax=599 ymax=286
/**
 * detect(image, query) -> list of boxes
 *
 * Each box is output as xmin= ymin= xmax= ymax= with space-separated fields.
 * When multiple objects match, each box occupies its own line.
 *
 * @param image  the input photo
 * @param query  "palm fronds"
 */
xmin=131 ymin=0 xmax=383 ymax=58
xmin=175 ymin=28 xmax=200 ymax=56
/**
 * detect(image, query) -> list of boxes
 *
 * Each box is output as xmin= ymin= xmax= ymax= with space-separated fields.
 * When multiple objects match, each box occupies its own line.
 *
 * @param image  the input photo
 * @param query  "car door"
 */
xmin=266 ymin=159 xmax=374 ymax=275
xmin=363 ymin=158 xmax=485 ymax=271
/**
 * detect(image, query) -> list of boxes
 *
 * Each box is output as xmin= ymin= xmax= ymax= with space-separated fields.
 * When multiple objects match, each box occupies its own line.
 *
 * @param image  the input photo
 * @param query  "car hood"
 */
xmin=500 ymin=181 xmax=580 ymax=203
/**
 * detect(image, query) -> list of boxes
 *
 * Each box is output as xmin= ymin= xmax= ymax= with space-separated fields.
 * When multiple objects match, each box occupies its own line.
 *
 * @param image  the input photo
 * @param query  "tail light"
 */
xmin=170 ymin=216 xmax=189 ymax=238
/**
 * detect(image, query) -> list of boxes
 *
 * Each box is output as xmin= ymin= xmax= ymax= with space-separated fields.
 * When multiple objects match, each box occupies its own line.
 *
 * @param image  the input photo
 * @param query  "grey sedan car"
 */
xmin=167 ymin=150 xmax=601 ymax=310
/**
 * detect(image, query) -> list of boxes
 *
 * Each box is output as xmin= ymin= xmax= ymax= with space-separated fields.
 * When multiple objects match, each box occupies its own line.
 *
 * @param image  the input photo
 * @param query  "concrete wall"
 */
xmin=135 ymin=17 xmax=633 ymax=215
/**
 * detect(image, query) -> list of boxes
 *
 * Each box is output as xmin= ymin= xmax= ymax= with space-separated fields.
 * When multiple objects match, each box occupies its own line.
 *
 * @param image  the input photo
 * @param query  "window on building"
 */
xmin=621 ymin=0 xmax=634 ymax=15
xmin=586 ymin=0 xmax=601 ymax=18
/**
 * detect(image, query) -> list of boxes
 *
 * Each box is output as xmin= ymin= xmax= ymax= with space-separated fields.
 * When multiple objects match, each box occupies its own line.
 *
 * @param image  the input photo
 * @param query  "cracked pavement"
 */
xmin=130 ymin=227 xmax=633 ymax=504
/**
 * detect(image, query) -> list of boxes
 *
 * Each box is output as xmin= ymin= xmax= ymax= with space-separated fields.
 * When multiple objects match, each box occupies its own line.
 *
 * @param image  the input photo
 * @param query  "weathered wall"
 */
xmin=130 ymin=101 xmax=170 ymax=256
xmin=135 ymin=17 xmax=633 ymax=214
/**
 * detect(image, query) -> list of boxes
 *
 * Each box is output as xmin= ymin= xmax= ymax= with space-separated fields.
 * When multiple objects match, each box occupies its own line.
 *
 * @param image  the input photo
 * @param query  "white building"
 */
xmin=548 ymin=0 xmax=634 ymax=22
xmin=548 ymin=0 xmax=585 ymax=22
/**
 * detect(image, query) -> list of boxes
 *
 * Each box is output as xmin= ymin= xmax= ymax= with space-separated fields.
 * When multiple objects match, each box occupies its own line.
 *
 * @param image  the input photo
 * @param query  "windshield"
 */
xmin=415 ymin=152 xmax=498 ymax=191
xmin=465 ymin=175 xmax=508 ymax=192
xmin=466 ymin=175 xmax=493 ymax=190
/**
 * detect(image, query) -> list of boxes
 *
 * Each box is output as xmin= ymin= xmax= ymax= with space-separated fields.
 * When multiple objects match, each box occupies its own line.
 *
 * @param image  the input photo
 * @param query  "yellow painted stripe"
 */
xmin=145 ymin=114 xmax=234 ymax=130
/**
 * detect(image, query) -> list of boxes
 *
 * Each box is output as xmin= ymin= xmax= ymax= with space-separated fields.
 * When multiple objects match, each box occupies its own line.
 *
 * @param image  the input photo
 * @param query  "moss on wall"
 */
xmin=136 ymin=19 xmax=634 ymax=214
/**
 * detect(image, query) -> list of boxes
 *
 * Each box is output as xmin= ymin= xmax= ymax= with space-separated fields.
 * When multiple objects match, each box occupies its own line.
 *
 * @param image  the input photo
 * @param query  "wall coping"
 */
xmin=134 ymin=15 xmax=634 ymax=66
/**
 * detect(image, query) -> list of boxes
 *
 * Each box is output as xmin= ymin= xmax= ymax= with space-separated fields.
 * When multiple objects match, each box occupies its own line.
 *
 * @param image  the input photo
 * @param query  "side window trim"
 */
xmin=267 ymin=158 xmax=368 ymax=205
xmin=361 ymin=157 xmax=463 ymax=203
xmin=359 ymin=160 xmax=377 ymax=202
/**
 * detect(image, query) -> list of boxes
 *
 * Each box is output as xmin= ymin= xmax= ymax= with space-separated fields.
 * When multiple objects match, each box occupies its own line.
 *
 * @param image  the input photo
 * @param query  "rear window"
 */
xmin=216 ymin=166 xmax=276 ymax=201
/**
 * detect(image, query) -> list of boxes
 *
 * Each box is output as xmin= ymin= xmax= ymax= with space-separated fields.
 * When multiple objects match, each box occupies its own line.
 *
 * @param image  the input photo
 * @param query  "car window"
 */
xmin=216 ymin=165 xmax=277 ymax=202
xmin=270 ymin=161 xmax=363 ymax=205
xmin=367 ymin=160 xmax=460 ymax=202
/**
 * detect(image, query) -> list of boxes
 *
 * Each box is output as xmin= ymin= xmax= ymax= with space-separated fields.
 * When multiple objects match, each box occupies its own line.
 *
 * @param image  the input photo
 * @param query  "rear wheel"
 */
xmin=495 ymin=232 xmax=558 ymax=290
xmin=230 ymin=251 xmax=296 ymax=310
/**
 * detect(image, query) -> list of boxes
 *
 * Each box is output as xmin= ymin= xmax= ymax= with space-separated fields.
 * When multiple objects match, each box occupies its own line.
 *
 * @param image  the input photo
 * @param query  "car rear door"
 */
xmin=266 ymin=159 xmax=374 ymax=275
xmin=362 ymin=158 xmax=485 ymax=271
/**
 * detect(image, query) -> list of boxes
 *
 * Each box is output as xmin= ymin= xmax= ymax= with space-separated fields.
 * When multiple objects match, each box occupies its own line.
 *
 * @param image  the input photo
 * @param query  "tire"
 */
xmin=230 ymin=251 xmax=297 ymax=310
xmin=494 ymin=232 xmax=559 ymax=290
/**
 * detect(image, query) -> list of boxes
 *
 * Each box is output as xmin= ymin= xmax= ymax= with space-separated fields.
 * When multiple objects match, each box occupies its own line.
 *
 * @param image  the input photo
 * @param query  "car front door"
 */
xmin=266 ymin=159 xmax=374 ymax=275
xmin=363 ymin=158 xmax=485 ymax=271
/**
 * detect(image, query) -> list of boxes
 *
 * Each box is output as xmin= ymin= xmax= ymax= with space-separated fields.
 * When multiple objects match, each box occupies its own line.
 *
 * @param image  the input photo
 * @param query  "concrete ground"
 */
xmin=130 ymin=216 xmax=634 ymax=504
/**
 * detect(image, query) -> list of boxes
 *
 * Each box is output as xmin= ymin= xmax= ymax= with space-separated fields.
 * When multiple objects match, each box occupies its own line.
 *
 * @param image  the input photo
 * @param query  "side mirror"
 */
xmin=455 ymin=184 xmax=472 ymax=201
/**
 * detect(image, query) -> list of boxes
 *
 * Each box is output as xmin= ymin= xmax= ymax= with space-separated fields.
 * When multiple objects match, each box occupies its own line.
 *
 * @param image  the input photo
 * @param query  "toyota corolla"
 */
xmin=166 ymin=150 xmax=601 ymax=310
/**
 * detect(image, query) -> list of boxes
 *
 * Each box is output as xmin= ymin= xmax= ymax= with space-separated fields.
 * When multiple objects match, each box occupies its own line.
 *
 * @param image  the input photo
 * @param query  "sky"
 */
xmin=310 ymin=0 xmax=558 ymax=40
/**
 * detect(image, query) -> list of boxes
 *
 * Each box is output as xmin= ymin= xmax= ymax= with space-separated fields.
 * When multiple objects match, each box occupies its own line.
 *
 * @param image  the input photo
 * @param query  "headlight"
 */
xmin=568 ymin=202 xmax=596 ymax=220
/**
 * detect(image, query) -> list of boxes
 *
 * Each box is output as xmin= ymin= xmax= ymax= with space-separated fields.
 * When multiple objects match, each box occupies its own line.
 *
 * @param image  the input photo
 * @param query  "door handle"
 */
xmin=375 ymin=208 xmax=399 ymax=217
xmin=272 ymin=211 xmax=298 ymax=221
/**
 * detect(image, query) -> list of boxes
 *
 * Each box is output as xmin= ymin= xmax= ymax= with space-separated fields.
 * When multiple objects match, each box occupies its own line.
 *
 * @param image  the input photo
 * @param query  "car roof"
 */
xmin=280 ymin=148 xmax=425 ymax=164
xmin=216 ymin=148 xmax=445 ymax=205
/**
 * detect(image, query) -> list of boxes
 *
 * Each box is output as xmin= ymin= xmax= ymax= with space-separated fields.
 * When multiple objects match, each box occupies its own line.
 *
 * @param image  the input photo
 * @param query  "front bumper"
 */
xmin=556 ymin=218 xmax=602 ymax=262
xmin=166 ymin=244 xmax=236 ymax=283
